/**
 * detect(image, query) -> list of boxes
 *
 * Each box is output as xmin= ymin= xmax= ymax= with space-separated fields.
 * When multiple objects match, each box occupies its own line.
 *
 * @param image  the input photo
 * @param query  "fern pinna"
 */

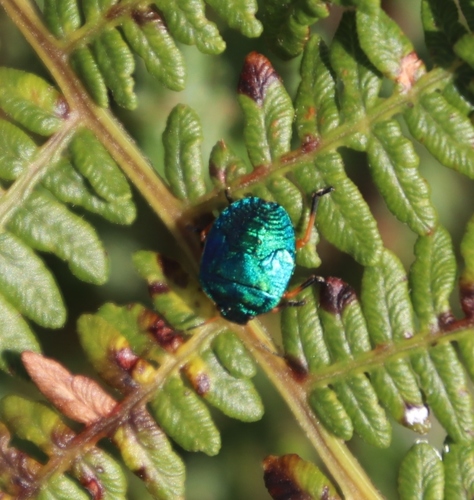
xmin=0 ymin=0 xmax=473 ymax=499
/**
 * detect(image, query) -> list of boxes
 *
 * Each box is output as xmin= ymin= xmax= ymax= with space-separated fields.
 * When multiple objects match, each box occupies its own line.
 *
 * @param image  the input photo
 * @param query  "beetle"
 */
xmin=199 ymin=187 xmax=333 ymax=324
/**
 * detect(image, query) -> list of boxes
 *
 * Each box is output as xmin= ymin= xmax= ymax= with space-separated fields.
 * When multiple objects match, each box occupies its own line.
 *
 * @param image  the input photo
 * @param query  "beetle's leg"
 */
xmin=270 ymin=299 xmax=307 ymax=314
xmin=296 ymin=186 xmax=334 ymax=249
xmin=200 ymin=221 xmax=214 ymax=242
xmin=283 ymin=275 xmax=325 ymax=300
xmin=271 ymin=275 xmax=325 ymax=314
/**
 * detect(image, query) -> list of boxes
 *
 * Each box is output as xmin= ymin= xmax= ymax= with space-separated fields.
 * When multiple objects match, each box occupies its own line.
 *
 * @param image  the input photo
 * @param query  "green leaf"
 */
xmin=163 ymin=104 xmax=207 ymax=202
xmin=238 ymin=52 xmax=294 ymax=166
xmin=92 ymin=28 xmax=137 ymax=110
xmin=421 ymin=0 xmax=466 ymax=67
xmin=458 ymin=332 xmax=474 ymax=382
xmin=212 ymin=331 xmax=257 ymax=378
xmin=69 ymin=128 xmax=133 ymax=203
xmin=73 ymin=447 xmax=127 ymax=500
xmin=370 ymin=360 xmax=430 ymax=434
xmin=308 ymin=387 xmax=353 ymax=440
xmin=92 ymin=302 xmax=164 ymax=361
xmin=442 ymin=80 xmax=474 ymax=117
xmin=133 ymin=251 xmax=209 ymax=330
xmin=411 ymin=344 xmax=474 ymax=443
xmin=333 ymin=375 xmax=391 ymax=448
xmin=149 ymin=375 xmax=221 ymax=456
xmin=410 ymin=227 xmax=456 ymax=332
xmin=361 ymin=249 xmax=415 ymax=345
xmin=0 ymin=68 xmax=66 ymax=135
xmin=0 ymin=232 xmax=65 ymax=328
xmin=186 ymin=349 xmax=264 ymax=422
xmin=37 ymin=476 xmax=90 ymax=500
xmin=357 ymin=5 xmax=423 ymax=81
xmin=460 ymin=213 xmax=474 ymax=284
xmin=405 ymin=91 xmax=474 ymax=179
xmin=458 ymin=0 xmax=474 ymax=32
xmin=82 ymin=0 xmax=117 ymax=21
xmin=281 ymin=287 xmax=330 ymax=373
xmin=263 ymin=454 xmax=341 ymax=499
xmin=455 ymin=34 xmax=474 ymax=72
xmin=158 ymin=0 xmax=225 ymax=54
xmin=77 ymin=313 xmax=146 ymax=391
xmin=70 ymin=47 xmax=109 ymax=108
xmin=205 ymin=0 xmax=262 ymax=38
xmin=398 ymin=442 xmax=444 ymax=500
xmin=8 ymin=191 xmax=108 ymax=285
xmin=0 ymin=294 xmax=40 ymax=373
xmin=261 ymin=0 xmax=329 ymax=59
xmin=121 ymin=11 xmax=186 ymax=92
xmin=443 ymin=441 xmax=474 ymax=498
xmin=296 ymin=152 xmax=383 ymax=266
xmin=43 ymin=159 xmax=136 ymax=224
xmin=295 ymin=35 xmax=339 ymax=141
xmin=0 ymin=396 xmax=73 ymax=454
xmin=113 ymin=406 xmax=185 ymax=500
xmin=330 ymin=12 xmax=381 ymax=149
xmin=209 ymin=140 xmax=250 ymax=187
xmin=362 ymin=250 xmax=428 ymax=432
xmin=367 ymin=120 xmax=437 ymax=234
xmin=318 ymin=278 xmax=391 ymax=446
xmin=0 ymin=119 xmax=37 ymax=180
xmin=43 ymin=0 xmax=81 ymax=38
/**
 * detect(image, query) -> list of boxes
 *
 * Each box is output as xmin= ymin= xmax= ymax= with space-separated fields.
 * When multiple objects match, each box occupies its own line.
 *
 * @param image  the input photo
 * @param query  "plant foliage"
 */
xmin=0 ymin=0 xmax=474 ymax=499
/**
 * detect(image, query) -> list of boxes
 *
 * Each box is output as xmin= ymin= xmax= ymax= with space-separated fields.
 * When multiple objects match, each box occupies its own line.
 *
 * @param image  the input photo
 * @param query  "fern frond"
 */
xmin=42 ymin=0 xmax=262 ymax=109
xmin=3 ymin=0 xmax=474 ymax=498
xmin=0 ymin=67 xmax=135 ymax=372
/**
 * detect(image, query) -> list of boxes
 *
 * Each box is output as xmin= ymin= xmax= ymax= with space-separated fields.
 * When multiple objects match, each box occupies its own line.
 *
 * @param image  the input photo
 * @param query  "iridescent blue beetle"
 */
xmin=199 ymin=187 xmax=333 ymax=324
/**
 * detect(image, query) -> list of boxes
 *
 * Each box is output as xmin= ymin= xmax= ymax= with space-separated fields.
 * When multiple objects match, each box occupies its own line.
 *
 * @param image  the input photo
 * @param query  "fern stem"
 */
xmin=0 ymin=0 xmax=201 ymax=269
xmin=20 ymin=321 xmax=221 ymax=499
xmin=0 ymin=115 xmax=78 ymax=228
xmin=186 ymin=68 xmax=452 ymax=219
xmin=238 ymin=320 xmax=383 ymax=500
xmin=305 ymin=324 xmax=474 ymax=389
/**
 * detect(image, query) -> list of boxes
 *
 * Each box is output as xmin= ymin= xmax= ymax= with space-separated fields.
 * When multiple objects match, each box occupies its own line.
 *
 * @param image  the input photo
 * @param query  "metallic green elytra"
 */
xmin=199 ymin=197 xmax=296 ymax=324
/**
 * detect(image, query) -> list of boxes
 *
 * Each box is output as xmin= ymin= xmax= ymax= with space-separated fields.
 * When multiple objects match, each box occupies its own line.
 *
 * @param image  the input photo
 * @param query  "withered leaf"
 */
xmin=22 ymin=352 xmax=117 ymax=425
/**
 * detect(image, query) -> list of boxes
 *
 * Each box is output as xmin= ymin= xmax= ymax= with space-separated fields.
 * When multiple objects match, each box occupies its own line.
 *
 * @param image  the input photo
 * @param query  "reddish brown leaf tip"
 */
xmin=319 ymin=277 xmax=356 ymax=314
xmin=285 ymin=356 xmax=308 ymax=382
xmin=396 ymin=52 xmax=424 ymax=91
xmin=148 ymin=281 xmax=170 ymax=295
xmin=238 ymin=52 xmax=280 ymax=105
xmin=82 ymin=476 xmax=104 ymax=500
xmin=115 ymin=347 xmax=140 ymax=372
xmin=139 ymin=308 xmax=184 ymax=352
xmin=263 ymin=455 xmax=309 ymax=500
xmin=438 ymin=310 xmax=456 ymax=329
xmin=132 ymin=5 xmax=162 ymax=25
xmin=461 ymin=281 xmax=474 ymax=319
xmin=186 ymin=370 xmax=211 ymax=396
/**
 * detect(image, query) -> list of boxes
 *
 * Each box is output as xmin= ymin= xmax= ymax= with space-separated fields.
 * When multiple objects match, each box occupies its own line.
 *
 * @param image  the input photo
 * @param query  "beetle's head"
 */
xmin=219 ymin=306 xmax=251 ymax=325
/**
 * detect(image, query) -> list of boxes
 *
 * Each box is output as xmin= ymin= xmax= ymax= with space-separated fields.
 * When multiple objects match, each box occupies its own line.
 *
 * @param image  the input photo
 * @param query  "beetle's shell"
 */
xmin=199 ymin=197 xmax=296 ymax=324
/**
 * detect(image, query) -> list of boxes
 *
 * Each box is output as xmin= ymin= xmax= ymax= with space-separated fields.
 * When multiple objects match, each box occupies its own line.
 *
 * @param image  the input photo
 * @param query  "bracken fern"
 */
xmin=0 ymin=0 xmax=474 ymax=499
